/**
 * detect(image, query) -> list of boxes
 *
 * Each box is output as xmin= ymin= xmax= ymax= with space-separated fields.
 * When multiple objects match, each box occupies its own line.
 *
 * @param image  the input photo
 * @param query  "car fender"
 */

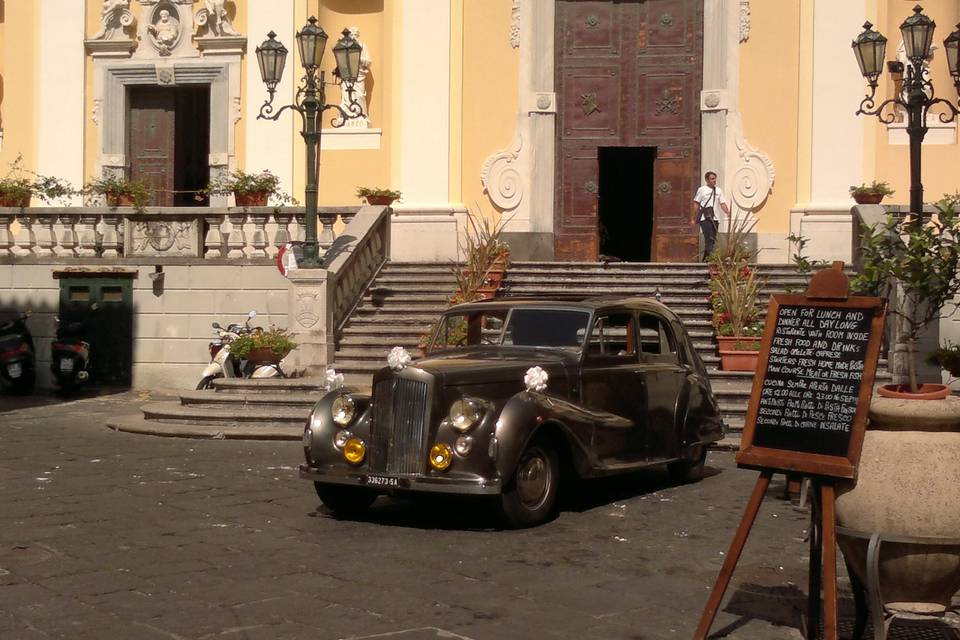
xmin=678 ymin=373 xmax=725 ymax=453
xmin=494 ymin=391 xmax=597 ymax=482
xmin=303 ymin=388 xmax=372 ymax=466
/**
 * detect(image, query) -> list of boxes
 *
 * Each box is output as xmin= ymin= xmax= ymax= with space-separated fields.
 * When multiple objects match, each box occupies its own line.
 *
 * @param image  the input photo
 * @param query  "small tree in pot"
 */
xmin=852 ymin=192 xmax=960 ymax=396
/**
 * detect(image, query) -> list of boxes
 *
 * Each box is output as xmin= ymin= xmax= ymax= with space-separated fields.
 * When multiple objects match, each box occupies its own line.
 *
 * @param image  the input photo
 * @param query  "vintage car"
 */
xmin=300 ymin=297 xmax=725 ymax=527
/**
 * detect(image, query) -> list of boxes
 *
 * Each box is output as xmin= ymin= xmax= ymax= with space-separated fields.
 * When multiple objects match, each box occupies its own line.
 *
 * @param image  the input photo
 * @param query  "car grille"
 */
xmin=369 ymin=377 xmax=430 ymax=475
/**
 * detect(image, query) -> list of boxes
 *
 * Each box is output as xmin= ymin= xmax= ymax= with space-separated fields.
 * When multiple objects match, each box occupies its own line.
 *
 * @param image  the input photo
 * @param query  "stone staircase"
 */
xmin=117 ymin=261 xmax=888 ymax=441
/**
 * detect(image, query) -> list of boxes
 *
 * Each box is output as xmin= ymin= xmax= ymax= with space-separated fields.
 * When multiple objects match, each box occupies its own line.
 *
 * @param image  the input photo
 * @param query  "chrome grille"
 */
xmin=369 ymin=377 xmax=429 ymax=475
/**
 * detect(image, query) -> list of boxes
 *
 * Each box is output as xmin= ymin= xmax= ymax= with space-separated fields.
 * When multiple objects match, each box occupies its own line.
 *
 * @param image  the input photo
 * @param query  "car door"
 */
xmin=580 ymin=311 xmax=647 ymax=465
xmin=637 ymin=311 xmax=687 ymax=461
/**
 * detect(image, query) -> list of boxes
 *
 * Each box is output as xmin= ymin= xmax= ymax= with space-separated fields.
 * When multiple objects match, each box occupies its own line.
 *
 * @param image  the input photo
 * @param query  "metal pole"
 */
xmin=300 ymin=70 xmax=321 ymax=268
xmin=905 ymin=67 xmax=927 ymax=217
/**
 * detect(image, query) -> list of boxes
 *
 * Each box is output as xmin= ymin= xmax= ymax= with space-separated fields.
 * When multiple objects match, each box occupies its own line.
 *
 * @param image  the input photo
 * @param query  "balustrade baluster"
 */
xmin=204 ymin=214 xmax=226 ymax=259
xmin=100 ymin=212 xmax=123 ymax=258
xmin=249 ymin=211 xmax=269 ymax=258
xmin=58 ymin=213 xmax=79 ymax=256
xmin=319 ymin=215 xmax=335 ymax=251
xmin=77 ymin=213 xmax=100 ymax=256
xmin=293 ymin=213 xmax=306 ymax=242
xmin=273 ymin=212 xmax=293 ymax=256
xmin=226 ymin=211 xmax=247 ymax=258
xmin=12 ymin=212 xmax=36 ymax=256
xmin=0 ymin=213 xmax=14 ymax=256
xmin=32 ymin=213 xmax=58 ymax=256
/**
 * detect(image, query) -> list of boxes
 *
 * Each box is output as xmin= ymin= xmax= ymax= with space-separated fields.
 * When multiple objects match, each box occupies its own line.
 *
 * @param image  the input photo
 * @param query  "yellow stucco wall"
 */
xmin=460 ymin=0 xmax=519 ymax=220
xmin=0 ymin=1 xmax=38 ymax=174
xmin=738 ymin=0 xmax=802 ymax=233
xmin=868 ymin=0 xmax=960 ymax=204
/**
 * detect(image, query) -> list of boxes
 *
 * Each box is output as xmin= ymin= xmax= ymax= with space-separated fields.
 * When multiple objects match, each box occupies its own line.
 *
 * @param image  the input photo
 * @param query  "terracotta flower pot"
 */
xmin=245 ymin=347 xmax=285 ymax=364
xmin=877 ymin=383 xmax=951 ymax=400
xmin=836 ymin=395 xmax=960 ymax=612
xmin=716 ymin=335 xmax=761 ymax=371
xmin=0 ymin=193 xmax=31 ymax=207
xmin=106 ymin=193 xmax=136 ymax=207
xmin=853 ymin=193 xmax=885 ymax=205
xmin=234 ymin=191 xmax=269 ymax=207
xmin=364 ymin=195 xmax=397 ymax=206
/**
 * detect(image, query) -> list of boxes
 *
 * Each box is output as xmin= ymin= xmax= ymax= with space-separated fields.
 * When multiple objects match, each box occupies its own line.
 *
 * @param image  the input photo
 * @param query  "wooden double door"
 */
xmin=128 ymin=86 xmax=210 ymax=207
xmin=555 ymin=0 xmax=703 ymax=262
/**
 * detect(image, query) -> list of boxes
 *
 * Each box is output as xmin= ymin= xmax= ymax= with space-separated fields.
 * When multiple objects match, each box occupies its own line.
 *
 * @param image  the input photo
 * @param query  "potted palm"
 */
xmin=849 ymin=180 xmax=895 ymax=205
xmin=708 ymin=212 xmax=764 ymax=371
xmin=203 ymin=169 xmax=296 ymax=207
xmin=455 ymin=209 xmax=511 ymax=301
xmin=835 ymin=193 xmax=960 ymax=614
xmin=83 ymin=175 xmax=152 ymax=209
xmin=0 ymin=154 xmax=75 ymax=207
xmin=355 ymin=187 xmax=402 ymax=207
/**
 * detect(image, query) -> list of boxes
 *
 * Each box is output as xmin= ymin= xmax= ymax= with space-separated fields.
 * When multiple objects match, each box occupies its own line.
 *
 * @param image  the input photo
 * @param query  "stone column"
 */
xmin=287 ymin=269 xmax=334 ymax=377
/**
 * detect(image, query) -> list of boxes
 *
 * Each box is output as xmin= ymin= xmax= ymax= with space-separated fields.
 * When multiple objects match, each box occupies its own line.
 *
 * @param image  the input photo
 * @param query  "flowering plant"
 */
xmin=82 ymin=174 xmax=152 ymax=209
xmin=708 ymin=242 xmax=764 ymax=339
xmin=1 ymin=154 xmax=76 ymax=205
xmin=201 ymin=169 xmax=297 ymax=204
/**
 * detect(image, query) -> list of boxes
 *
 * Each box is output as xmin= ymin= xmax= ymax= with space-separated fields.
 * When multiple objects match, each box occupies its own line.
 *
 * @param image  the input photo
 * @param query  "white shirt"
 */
xmin=693 ymin=185 xmax=727 ymax=223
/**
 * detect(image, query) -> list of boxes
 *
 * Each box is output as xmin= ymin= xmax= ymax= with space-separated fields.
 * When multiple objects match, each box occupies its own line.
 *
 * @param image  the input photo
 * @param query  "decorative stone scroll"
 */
xmin=510 ymin=0 xmax=521 ymax=48
xmin=91 ymin=0 xmax=135 ymax=41
xmin=194 ymin=0 xmax=240 ymax=37
xmin=480 ymin=132 xmax=524 ymax=212
xmin=739 ymin=0 xmax=751 ymax=43
xmin=729 ymin=114 xmax=775 ymax=213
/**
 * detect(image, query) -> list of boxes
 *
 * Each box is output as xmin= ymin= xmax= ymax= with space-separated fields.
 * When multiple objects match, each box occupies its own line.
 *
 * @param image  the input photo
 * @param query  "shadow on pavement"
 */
xmin=0 ymin=386 xmax=132 ymax=413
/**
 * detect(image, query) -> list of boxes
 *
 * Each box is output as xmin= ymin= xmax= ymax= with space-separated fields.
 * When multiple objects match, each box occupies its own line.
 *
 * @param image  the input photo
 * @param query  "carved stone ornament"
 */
xmin=584 ymin=181 xmax=598 ymax=195
xmin=510 ymin=0 xmax=520 ymax=48
xmin=194 ymin=0 xmax=240 ymax=37
xmin=91 ymin=0 xmax=134 ymax=41
xmin=147 ymin=3 xmax=183 ymax=56
xmin=703 ymin=92 xmax=721 ymax=109
xmin=660 ymin=14 xmax=674 ymax=27
xmin=657 ymin=181 xmax=672 ymax=196
xmin=580 ymin=93 xmax=600 ymax=116
xmin=654 ymin=89 xmax=681 ymax=115
xmin=130 ymin=220 xmax=198 ymax=256
xmin=296 ymin=291 xmax=321 ymax=329
xmin=729 ymin=113 xmax=775 ymax=212
xmin=586 ymin=15 xmax=601 ymax=28
xmin=481 ymin=132 xmax=524 ymax=211
xmin=739 ymin=0 xmax=751 ymax=43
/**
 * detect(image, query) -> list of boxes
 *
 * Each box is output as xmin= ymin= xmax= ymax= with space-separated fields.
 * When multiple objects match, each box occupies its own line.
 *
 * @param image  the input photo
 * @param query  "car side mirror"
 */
xmin=247 ymin=310 xmax=257 ymax=319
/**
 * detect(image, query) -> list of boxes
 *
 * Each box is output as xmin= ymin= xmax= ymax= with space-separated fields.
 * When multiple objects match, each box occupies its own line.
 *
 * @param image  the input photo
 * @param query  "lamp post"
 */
xmin=852 ymin=5 xmax=960 ymax=216
xmin=255 ymin=18 xmax=364 ymax=268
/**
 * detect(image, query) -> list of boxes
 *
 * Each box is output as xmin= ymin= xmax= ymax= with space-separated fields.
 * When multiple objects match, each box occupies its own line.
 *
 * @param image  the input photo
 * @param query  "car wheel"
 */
xmin=196 ymin=374 xmax=219 ymax=390
xmin=668 ymin=445 xmax=707 ymax=484
xmin=501 ymin=438 xmax=559 ymax=528
xmin=313 ymin=482 xmax=377 ymax=516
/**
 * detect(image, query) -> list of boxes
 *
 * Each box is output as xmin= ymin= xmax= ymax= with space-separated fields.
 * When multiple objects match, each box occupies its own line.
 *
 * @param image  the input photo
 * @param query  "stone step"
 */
xmin=211 ymin=378 xmax=328 ymax=394
xmin=108 ymin=414 xmax=301 ymax=441
xmin=140 ymin=401 xmax=308 ymax=425
xmin=179 ymin=390 xmax=321 ymax=406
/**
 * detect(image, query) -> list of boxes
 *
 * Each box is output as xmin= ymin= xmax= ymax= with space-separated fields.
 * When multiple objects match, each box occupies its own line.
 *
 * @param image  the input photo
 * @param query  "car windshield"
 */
xmin=430 ymin=307 xmax=591 ymax=351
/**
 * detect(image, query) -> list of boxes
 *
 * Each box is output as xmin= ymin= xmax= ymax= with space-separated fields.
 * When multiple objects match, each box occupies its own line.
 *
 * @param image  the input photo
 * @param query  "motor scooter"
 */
xmin=0 ymin=309 xmax=36 ymax=395
xmin=50 ymin=310 xmax=94 ymax=394
xmin=196 ymin=310 xmax=284 ymax=389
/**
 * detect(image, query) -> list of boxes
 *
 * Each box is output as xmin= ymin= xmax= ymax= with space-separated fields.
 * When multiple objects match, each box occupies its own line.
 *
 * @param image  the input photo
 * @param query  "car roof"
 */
xmin=447 ymin=296 xmax=677 ymax=317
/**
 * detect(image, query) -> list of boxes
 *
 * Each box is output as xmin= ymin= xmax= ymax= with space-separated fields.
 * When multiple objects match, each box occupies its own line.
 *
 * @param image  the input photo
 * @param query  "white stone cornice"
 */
xmin=739 ymin=0 xmax=751 ymax=43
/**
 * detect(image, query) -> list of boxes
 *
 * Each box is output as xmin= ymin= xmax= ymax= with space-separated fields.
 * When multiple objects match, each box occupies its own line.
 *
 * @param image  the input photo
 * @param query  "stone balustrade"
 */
xmin=0 ymin=206 xmax=359 ymax=261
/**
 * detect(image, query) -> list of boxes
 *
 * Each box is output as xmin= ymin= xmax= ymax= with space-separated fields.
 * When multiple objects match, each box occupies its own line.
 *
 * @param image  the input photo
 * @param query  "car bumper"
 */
xmin=299 ymin=464 xmax=502 ymax=495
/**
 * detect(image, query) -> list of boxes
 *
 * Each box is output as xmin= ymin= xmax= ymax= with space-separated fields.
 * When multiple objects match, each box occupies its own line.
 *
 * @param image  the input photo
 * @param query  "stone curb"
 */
xmin=106 ymin=414 xmax=301 ymax=441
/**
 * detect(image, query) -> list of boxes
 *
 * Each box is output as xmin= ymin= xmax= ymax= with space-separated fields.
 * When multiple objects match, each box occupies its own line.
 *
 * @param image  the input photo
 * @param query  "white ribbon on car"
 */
xmin=524 ymin=366 xmax=549 ymax=392
xmin=387 ymin=346 xmax=412 ymax=371
xmin=324 ymin=367 xmax=344 ymax=390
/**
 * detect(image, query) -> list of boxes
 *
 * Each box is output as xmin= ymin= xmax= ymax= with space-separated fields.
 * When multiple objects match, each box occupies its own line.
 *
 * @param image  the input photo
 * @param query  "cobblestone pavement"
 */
xmin=0 ymin=391 xmax=952 ymax=640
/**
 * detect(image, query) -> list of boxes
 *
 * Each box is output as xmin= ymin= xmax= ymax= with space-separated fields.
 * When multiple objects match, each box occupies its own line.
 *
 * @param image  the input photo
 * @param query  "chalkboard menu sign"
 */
xmin=736 ymin=263 xmax=885 ymax=479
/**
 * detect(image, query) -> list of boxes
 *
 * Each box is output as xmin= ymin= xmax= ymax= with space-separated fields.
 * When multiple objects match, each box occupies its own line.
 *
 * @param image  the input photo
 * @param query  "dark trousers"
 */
xmin=699 ymin=218 xmax=719 ymax=261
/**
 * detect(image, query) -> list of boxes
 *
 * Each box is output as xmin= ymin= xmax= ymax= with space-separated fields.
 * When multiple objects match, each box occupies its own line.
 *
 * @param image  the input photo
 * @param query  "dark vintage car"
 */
xmin=300 ymin=297 xmax=725 ymax=527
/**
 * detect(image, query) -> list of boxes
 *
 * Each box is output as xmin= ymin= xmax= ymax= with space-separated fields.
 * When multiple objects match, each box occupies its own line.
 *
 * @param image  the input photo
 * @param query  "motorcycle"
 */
xmin=0 ymin=309 xmax=36 ymax=395
xmin=50 ymin=311 xmax=94 ymax=394
xmin=196 ymin=310 xmax=284 ymax=390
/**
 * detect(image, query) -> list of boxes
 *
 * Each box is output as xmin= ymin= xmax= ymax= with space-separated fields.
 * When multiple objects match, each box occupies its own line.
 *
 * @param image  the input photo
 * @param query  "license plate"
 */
xmin=364 ymin=475 xmax=403 ymax=488
xmin=60 ymin=358 xmax=74 ymax=372
xmin=7 ymin=363 xmax=21 ymax=378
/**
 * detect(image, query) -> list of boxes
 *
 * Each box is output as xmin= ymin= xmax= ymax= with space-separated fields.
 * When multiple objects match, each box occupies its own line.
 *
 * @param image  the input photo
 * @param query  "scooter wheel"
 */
xmin=196 ymin=375 xmax=220 ymax=390
xmin=11 ymin=372 xmax=35 ymax=396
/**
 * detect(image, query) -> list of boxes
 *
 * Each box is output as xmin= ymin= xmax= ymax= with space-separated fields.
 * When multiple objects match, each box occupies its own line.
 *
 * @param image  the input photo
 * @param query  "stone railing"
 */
xmin=326 ymin=205 xmax=392 ymax=338
xmin=0 ymin=206 xmax=359 ymax=261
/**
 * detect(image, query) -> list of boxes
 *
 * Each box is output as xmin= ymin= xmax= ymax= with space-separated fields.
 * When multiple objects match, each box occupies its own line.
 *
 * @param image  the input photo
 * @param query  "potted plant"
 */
xmin=355 ymin=187 xmax=401 ymax=207
xmin=928 ymin=341 xmax=960 ymax=378
xmin=202 ymin=169 xmax=296 ymax=207
xmin=0 ymin=154 xmax=75 ymax=207
xmin=83 ymin=175 xmax=152 ymax=209
xmin=229 ymin=327 xmax=297 ymax=364
xmin=834 ymin=193 xmax=960 ymax=615
xmin=849 ymin=180 xmax=895 ymax=205
xmin=708 ymin=212 xmax=764 ymax=371
xmin=453 ymin=209 xmax=511 ymax=301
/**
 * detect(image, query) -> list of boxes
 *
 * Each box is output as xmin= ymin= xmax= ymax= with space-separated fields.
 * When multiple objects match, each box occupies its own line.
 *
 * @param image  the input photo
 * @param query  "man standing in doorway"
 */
xmin=690 ymin=171 xmax=731 ymax=262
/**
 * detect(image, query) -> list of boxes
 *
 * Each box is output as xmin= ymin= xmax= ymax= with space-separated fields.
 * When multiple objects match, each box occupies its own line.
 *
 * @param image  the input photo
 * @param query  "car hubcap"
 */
xmin=517 ymin=448 xmax=550 ymax=508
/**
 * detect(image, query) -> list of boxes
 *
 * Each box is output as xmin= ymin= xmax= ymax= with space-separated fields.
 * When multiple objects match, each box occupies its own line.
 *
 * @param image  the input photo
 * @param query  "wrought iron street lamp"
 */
xmin=255 ymin=19 xmax=363 ymax=268
xmin=853 ymin=5 xmax=960 ymax=216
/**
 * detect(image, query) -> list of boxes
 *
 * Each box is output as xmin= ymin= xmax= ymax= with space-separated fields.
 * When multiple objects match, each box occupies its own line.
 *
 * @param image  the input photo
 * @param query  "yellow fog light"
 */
xmin=429 ymin=443 xmax=453 ymax=471
xmin=343 ymin=438 xmax=366 ymax=465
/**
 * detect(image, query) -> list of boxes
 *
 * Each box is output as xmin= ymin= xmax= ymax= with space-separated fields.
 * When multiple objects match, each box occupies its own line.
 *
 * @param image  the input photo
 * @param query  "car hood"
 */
xmin=412 ymin=346 xmax=578 ymax=390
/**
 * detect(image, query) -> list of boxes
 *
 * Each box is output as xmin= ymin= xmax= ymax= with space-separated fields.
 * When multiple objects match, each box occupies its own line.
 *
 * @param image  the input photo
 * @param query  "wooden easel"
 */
xmin=693 ymin=263 xmax=886 ymax=640
xmin=692 ymin=471 xmax=838 ymax=640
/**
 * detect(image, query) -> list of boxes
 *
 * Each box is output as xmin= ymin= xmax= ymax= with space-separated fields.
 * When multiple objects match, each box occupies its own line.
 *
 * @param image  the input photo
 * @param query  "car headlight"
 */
xmin=331 ymin=395 xmax=356 ymax=426
xmin=429 ymin=443 xmax=453 ymax=471
xmin=343 ymin=438 xmax=366 ymax=465
xmin=334 ymin=430 xmax=354 ymax=449
xmin=449 ymin=398 xmax=481 ymax=432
